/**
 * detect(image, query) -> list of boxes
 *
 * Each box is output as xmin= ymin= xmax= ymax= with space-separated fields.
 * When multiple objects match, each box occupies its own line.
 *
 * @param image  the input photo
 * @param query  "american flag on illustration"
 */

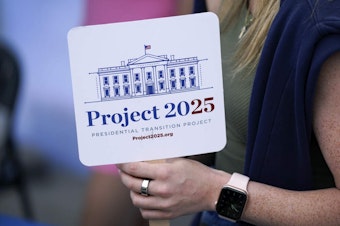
xmin=144 ymin=45 xmax=151 ymax=50
xmin=144 ymin=45 xmax=151 ymax=54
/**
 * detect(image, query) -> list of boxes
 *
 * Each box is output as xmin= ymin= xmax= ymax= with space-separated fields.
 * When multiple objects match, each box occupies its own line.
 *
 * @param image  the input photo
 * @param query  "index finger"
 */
xmin=117 ymin=161 xmax=161 ymax=180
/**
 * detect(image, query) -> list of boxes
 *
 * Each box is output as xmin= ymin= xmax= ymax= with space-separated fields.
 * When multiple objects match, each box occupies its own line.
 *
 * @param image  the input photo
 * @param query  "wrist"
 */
xmin=215 ymin=172 xmax=250 ymax=222
xmin=207 ymin=169 xmax=231 ymax=211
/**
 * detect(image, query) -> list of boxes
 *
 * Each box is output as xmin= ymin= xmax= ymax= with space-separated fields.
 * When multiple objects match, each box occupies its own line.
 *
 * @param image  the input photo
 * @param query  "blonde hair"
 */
xmin=218 ymin=0 xmax=280 ymax=76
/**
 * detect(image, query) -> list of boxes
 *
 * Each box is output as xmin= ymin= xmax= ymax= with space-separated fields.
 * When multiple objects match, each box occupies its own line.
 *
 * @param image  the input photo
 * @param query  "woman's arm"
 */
xmin=313 ymin=51 xmax=340 ymax=188
xmin=118 ymin=52 xmax=340 ymax=225
xmin=242 ymin=51 xmax=340 ymax=225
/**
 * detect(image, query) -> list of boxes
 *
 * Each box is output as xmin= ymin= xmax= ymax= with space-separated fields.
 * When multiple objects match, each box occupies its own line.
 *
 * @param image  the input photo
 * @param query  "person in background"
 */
xmin=80 ymin=1 xmax=194 ymax=225
xmin=0 ymin=42 xmax=46 ymax=226
xmin=118 ymin=0 xmax=340 ymax=225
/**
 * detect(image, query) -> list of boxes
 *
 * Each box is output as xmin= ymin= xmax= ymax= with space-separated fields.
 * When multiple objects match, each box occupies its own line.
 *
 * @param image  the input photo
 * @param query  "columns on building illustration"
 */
xmin=95 ymin=54 xmax=202 ymax=101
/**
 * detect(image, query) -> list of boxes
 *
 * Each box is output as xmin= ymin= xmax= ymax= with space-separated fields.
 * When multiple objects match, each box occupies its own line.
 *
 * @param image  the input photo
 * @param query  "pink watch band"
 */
xmin=227 ymin=172 xmax=249 ymax=191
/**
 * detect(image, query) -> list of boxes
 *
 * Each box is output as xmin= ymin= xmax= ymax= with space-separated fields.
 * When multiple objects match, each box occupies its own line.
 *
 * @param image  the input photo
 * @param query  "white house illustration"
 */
xmin=92 ymin=50 xmax=204 ymax=101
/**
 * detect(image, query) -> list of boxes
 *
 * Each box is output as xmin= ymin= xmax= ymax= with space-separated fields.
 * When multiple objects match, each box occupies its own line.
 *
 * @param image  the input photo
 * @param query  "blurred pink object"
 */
xmin=84 ymin=0 xmax=177 ymax=25
xmin=92 ymin=165 xmax=120 ymax=174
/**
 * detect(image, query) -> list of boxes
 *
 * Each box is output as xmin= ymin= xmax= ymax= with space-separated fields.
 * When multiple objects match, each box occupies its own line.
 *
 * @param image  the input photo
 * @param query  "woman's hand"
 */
xmin=118 ymin=158 xmax=229 ymax=220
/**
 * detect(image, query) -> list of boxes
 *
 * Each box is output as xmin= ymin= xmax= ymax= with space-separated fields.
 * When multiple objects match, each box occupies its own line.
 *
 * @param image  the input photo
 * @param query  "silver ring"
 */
xmin=140 ymin=179 xmax=150 ymax=196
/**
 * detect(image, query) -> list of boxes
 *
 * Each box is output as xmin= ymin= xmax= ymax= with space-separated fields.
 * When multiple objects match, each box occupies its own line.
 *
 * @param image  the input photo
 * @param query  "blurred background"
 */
xmin=0 ymin=0 xmax=195 ymax=225
xmin=0 ymin=1 xmax=85 ymax=172
xmin=0 ymin=1 xmax=88 ymax=225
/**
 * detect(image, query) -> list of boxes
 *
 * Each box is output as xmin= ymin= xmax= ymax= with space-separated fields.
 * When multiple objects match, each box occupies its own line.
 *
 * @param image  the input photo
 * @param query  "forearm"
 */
xmin=242 ymin=181 xmax=340 ymax=226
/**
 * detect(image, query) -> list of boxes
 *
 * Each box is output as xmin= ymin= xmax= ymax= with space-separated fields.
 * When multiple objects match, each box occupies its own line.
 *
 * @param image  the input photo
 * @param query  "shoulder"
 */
xmin=265 ymin=0 xmax=340 ymax=72
xmin=278 ymin=0 xmax=340 ymax=27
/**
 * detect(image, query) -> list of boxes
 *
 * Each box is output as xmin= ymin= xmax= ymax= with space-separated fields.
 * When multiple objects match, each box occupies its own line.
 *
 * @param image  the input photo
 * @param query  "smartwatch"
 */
xmin=215 ymin=172 xmax=250 ymax=222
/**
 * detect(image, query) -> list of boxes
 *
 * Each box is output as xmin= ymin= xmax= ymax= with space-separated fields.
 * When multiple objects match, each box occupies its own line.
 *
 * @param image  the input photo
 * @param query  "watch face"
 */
xmin=216 ymin=186 xmax=247 ymax=220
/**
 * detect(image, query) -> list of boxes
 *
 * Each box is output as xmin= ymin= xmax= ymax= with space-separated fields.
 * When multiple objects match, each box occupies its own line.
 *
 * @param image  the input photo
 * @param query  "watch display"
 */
xmin=216 ymin=186 xmax=248 ymax=221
